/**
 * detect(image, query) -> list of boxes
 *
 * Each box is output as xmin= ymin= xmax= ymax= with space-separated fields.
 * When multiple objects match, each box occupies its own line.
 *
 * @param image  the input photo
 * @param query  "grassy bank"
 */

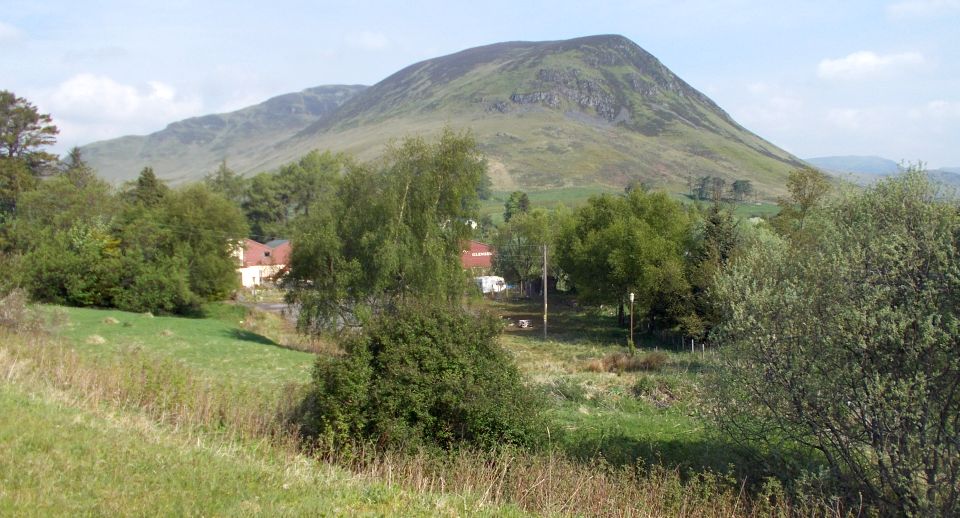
xmin=0 ymin=299 xmax=844 ymax=516
xmin=0 ymin=333 xmax=521 ymax=517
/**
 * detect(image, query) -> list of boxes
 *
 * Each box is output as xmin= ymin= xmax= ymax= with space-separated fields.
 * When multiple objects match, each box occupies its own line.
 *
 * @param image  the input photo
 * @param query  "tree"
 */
xmin=0 ymin=158 xmax=36 ymax=224
xmin=684 ymin=202 xmax=741 ymax=339
xmin=159 ymin=184 xmax=247 ymax=300
xmin=203 ymin=160 xmax=246 ymax=205
xmin=60 ymin=147 xmax=98 ymax=189
xmin=125 ymin=166 xmax=169 ymax=207
xmin=772 ymin=166 xmax=830 ymax=237
xmin=0 ymin=90 xmax=59 ymax=171
xmin=557 ymin=189 xmax=693 ymax=328
xmin=242 ymin=172 xmax=287 ymax=241
xmin=492 ymin=208 xmax=558 ymax=297
xmin=503 ymin=191 xmax=530 ymax=222
xmin=0 ymin=91 xmax=59 ymax=222
xmin=285 ymin=129 xmax=485 ymax=332
xmin=297 ymin=301 xmax=544 ymax=450
xmin=710 ymin=170 xmax=960 ymax=516
xmin=730 ymin=179 xmax=753 ymax=202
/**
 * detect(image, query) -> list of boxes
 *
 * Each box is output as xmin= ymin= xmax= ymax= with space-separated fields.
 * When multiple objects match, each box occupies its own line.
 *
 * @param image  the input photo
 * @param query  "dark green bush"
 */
xmin=297 ymin=301 xmax=545 ymax=450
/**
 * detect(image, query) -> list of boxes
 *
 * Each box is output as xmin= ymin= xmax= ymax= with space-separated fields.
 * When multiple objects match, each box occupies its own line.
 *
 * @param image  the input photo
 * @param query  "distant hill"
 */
xmin=805 ymin=155 xmax=901 ymax=176
xmin=928 ymin=168 xmax=960 ymax=189
xmin=806 ymin=156 xmax=960 ymax=190
xmin=82 ymin=35 xmax=806 ymax=197
xmin=82 ymin=85 xmax=366 ymax=183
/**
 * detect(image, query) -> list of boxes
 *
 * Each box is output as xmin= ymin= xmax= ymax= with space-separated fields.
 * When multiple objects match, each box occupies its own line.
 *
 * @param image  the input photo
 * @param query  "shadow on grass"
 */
xmin=225 ymin=329 xmax=279 ymax=346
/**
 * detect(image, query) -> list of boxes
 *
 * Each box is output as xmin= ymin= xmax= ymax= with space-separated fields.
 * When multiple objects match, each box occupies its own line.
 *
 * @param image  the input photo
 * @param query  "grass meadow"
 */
xmin=0 ymin=296 xmax=844 ymax=516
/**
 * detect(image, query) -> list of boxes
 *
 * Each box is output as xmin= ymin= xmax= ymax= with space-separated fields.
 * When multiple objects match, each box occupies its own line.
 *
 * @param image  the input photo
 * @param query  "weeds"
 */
xmin=584 ymin=351 xmax=671 ymax=374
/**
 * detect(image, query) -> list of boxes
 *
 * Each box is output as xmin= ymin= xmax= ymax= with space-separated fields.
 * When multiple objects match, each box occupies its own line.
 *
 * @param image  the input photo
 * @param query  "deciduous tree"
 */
xmin=711 ymin=170 xmax=960 ymax=516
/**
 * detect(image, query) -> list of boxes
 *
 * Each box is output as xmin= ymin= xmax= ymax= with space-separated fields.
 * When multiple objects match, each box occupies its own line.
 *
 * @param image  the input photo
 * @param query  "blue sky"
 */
xmin=2 ymin=0 xmax=958 ymax=167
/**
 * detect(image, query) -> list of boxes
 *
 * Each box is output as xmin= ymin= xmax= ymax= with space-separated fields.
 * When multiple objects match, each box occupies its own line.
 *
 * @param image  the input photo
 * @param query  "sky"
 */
xmin=2 ymin=0 xmax=959 ymax=167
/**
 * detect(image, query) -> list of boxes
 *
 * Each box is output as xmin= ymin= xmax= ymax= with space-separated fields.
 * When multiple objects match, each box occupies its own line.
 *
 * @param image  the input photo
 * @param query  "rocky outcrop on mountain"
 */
xmin=509 ymin=68 xmax=619 ymax=121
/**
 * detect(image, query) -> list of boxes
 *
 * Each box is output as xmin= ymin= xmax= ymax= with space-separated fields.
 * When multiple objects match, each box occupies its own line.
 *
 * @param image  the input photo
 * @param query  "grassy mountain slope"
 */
xmin=82 ymin=85 xmax=366 ymax=183
xmin=83 ymin=35 xmax=805 ymax=198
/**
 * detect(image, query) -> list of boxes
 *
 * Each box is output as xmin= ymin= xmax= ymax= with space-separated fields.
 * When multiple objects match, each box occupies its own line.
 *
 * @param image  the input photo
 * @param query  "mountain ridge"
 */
xmin=82 ymin=35 xmax=805 ymax=197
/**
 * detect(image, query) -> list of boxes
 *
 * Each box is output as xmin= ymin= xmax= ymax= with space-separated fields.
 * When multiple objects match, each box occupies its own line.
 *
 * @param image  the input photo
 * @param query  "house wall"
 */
xmin=239 ymin=264 xmax=285 ymax=288
xmin=460 ymin=240 xmax=494 ymax=270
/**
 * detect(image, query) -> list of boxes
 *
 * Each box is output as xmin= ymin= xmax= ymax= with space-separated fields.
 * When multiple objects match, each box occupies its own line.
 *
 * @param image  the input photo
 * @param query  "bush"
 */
xmin=297 ymin=301 xmax=545 ymax=450
xmin=710 ymin=171 xmax=960 ymax=516
xmin=592 ymin=351 xmax=670 ymax=373
xmin=0 ymin=289 xmax=43 ymax=333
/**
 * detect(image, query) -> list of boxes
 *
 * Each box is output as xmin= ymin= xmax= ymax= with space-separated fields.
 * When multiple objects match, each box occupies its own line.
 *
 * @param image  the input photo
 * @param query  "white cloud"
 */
xmin=909 ymin=99 xmax=960 ymax=119
xmin=887 ymin=0 xmax=960 ymax=18
xmin=38 ymin=73 xmax=203 ymax=146
xmin=817 ymin=51 xmax=926 ymax=80
xmin=0 ymin=21 xmax=23 ymax=43
xmin=826 ymin=108 xmax=868 ymax=130
xmin=346 ymin=30 xmax=390 ymax=51
xmin=735 ymin=82 xmax=807 ymax=130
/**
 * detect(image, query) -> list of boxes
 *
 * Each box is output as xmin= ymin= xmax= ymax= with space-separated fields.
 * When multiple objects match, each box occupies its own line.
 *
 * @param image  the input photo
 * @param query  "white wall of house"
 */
xmin=239 ymin=264 xmax=284 ymax=288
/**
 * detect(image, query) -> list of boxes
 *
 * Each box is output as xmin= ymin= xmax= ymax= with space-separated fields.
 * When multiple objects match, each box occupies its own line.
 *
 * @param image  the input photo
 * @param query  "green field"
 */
xmin=0 ymin=298 xmax=777 ymax=515
xmin=50 ymin=299 xmax=726 ymax=472
xmin=0 ymin=371 xmax=520 ymax=517
xmin=52 ymin=304 xmax=315 ymax=388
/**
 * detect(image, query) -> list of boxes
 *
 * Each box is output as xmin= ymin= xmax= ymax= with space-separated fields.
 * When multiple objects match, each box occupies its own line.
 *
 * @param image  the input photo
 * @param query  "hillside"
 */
xmin=805 ymin=155 xmax=901 ymax=176
xmin=82 ymin=35 xmax=806 ymax=197
xmin=81 ymin=85 xmax=366 ymax=183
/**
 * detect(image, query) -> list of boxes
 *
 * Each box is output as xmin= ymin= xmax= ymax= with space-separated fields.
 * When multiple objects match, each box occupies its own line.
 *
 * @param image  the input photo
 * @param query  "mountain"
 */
xmin=929 ymin=168 xmax=960 ymax=189
xmin=805 ymin=155 xmax=901 ymax=176
xmin=82 ymin=85 xmax=366 ymax=183
xmin=82 ymin=35 xmax=805 ymax=197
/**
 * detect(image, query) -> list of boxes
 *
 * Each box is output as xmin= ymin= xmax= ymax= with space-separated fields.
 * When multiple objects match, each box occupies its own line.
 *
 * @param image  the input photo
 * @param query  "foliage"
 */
xmin=125 ymin=166 xmax=169 ymax=207
xmin=240 ymin=151 xmax=350 ymax=240
xmin=12 ymin=172 xmax=244 ymax=314
xmin=771 ymin=166 xmax=831 ymax=239
xmin=0 ymin=90 xmax=58 ymax=173
xmin=684 ymin=203 xmax=742 ymax=339
xmin=297 ymin=302 xmax=544 ymax=450
xmin=285 ymin=129 xmax=485 ymax=332
xmin=503 ymin=191 xmax=530 ymax=222
xmin=492 ymin=208 xmax=565 ymax=295
xmin=710 ymin=170 xmax=960 ymax=515
xmin=556 ymin=189 xmax=693 ymax=328
xmin=731 ymin=179 xmax=753 ymax=202
xmin=203 ymin=160 xmax=246 ymax=205
xmin=159 ymin=184 xmax=247 ymax=300
xmin=0 ymin=158 xmax=36 ymax=226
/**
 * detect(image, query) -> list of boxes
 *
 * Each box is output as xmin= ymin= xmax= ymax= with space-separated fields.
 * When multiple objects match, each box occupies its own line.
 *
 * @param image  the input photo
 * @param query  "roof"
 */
xmin=240 ymin=238 xmax=292 ymax=268
xmin=264 ymin=239 xmax=289 ymax=248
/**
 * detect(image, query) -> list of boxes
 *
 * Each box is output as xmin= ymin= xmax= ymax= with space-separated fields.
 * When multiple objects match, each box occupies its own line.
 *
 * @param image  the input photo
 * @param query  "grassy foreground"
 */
xmin=0 ymin=329 xmax=523 ymax=517
xmin=0 ymin=299 xmax=843 ymax=516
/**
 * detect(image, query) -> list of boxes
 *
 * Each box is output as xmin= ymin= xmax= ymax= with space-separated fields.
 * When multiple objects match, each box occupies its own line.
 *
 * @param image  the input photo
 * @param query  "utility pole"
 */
xmin=629 ymin=292 xmax=635 ymax=354
xmin=542 ymin=243 xmax=548 ymax=339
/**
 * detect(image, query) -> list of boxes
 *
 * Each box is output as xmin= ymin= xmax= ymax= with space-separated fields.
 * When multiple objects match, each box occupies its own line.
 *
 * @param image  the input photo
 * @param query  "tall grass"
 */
xmin=0 ymin=329 xmax=304 ymax=448
xmin=0 ymin=317 xmax=849 ymax=517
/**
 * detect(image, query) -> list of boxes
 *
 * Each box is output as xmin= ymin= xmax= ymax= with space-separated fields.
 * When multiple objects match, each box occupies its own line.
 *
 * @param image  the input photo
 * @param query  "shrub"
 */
xmin=638 ymin=350 xmax=668 ymax=371
xmin=297 ymin=301 xmax=545 ymax=450
xmin=711 ymin=171 xmax=960 ymax=516
xmin=0 ymin=289 xmax=45 ymax=333
xmin=594 ymin=351 xmax=670 ymax=373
